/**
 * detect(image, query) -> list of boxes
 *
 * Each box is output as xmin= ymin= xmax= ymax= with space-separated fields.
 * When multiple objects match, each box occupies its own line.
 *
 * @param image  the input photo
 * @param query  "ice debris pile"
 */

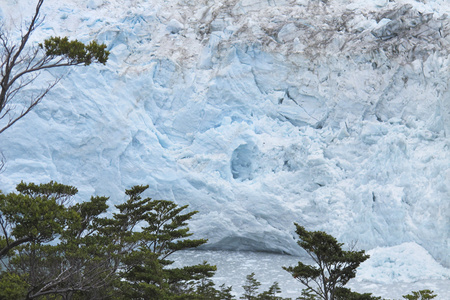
xmin=1 ymin=0 xmax=449 ymax=283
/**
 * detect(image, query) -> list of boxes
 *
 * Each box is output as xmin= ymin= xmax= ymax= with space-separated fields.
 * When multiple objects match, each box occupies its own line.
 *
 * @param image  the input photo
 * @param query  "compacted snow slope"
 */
xmin=1 ymin=0 xmax=449 ymax=291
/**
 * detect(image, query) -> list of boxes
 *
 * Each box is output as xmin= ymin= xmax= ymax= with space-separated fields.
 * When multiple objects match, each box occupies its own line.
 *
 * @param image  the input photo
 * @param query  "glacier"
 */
xmin=1 ymin=0 xmax=449 ymax=296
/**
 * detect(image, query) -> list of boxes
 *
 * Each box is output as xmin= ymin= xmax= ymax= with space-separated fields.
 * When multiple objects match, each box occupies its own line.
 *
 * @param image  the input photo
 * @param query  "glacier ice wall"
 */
xmin=1 ymin=0 xmax=449 ymax=267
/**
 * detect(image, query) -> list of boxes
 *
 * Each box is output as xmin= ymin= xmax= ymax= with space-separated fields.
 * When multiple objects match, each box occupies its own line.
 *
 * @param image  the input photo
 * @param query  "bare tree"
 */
xmin=0 ymin=0 xmax=109 ymax=135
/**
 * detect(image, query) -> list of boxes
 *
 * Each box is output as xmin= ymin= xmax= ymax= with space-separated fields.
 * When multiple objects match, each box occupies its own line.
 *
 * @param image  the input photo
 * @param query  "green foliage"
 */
xmin=334 ymin=287 xmax=382 ymax=300
xmin=41 ymin=36 xmax=109 ymax=65
xmin=241 ymin=273 xmax=262 ymax=300
xmin=15 ymin=180 xmax=78 ymax=198
xmin=0 ymin=272 xmax=28 ymax=300
xmin=402 ymin=290 xmax=437 ymax=300
xmin=102 ymin=184 xmax=215 ymax=299
xmin=217 ymin=284 xmax=237 ymax=300
xmin=240 ymin=273 xmax=290 ymax=300
xmin=257 ymin=282 xmax=284 ymax=300
xmin=0 ymin=181 xmax=214 ymax=299
xmin=6 ymin=182 xmax=425 ymax=300
xmin=0 ymin=182 xmax=112 ymax=299
xmin=0 ymin=181 xmax=75 ymax=258
xmin=172 ymin=262 xmax=236 ymax=300
xmin=297 ymin=288 xmax=319 ymax=300
xmin=283 ymin=223 xmax=369 ymax=300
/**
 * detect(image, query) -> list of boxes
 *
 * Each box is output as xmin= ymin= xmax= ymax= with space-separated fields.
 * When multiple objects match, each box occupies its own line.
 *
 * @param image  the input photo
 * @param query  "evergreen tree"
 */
xmin=182 ymin=264 xmax=235 ymax=300
xmin=240 ymin=273 xmax=290 ymax=300
xmin=105 ymin=185 xmax=216 ymax=299
xmin=217 ymin=284 xmax=236 ymax=300
xmin=283 ymin=223 xmax=369 ymax=300
xmin=402 ymin=290 xmax=437 ymax=300
xmin=241 ymin=273 xmax=261 ymax=300
xmin=297 ymin=288 xmax=319 ymax=300
xmin=0 ymin=181 xmax=113 ymax=299
xmin=257 ymin=282 xmax=284 ymax=300
xmin=334 ymin=287 xmax=382 ymax=300
xmin=0 ymin=182 xmax=216 ymax=299
xmin=0 ymin=181 xmax=77 ymax=259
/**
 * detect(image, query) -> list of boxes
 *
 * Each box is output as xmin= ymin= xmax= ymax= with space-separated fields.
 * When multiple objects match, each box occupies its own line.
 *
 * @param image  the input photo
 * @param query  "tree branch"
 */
xmin=0 ymin=77 xmax=59 ymax=135
xmin=0 ymin=0 xmax=108 ymax=136
xmin=0 ymin=235 xmax=33 ymax=258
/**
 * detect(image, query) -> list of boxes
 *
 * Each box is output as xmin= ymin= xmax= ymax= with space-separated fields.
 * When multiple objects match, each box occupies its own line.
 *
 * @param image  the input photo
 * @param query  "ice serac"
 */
xmin=1 ymin=0 xmax=449 ymax=274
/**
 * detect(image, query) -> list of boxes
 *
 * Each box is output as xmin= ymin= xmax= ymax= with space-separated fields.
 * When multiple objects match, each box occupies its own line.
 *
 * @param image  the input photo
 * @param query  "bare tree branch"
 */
xmin=0 ymin=77 xmax=59 ymax=135
xmin=0 ymin=0 xmax=110 ymax=131
xmin=0 ymin=0 xmax=109 ymax=174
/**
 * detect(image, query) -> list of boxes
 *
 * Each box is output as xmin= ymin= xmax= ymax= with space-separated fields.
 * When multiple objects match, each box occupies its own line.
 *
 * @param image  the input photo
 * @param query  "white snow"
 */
xmin=356 ymin=242 xmax=450 ymax=283
xmin=1 ymin=0 xmax=449 ymax=293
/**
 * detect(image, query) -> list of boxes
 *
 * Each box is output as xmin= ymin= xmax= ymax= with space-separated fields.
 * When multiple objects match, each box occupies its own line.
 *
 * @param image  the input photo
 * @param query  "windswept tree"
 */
xmin=283 ymin=223 xmax=370 ymax=300
xmin=0 ymin=0 xmax=109 ymax=135
xmin=109 ymin=185 xmax=217 ymax=299
xmin=403 ymin=290 xmax=437 ymax=300
xmin=0 ymin=182 xmax=218 ymax=299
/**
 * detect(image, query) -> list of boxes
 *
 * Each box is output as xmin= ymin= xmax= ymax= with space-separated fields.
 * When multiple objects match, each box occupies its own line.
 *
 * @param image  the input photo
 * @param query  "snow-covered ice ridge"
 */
xmin=1 ymin=0 xmax=449 ymax=279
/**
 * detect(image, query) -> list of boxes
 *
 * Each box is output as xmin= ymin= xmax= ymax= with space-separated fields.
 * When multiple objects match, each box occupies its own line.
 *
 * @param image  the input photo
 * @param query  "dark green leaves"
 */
xmin=241 ymin=272 xmax=261 ymax=300
xmin=240 ymin=273 xmax=287 ymax=300
xmin=334 ymin=287 xmax=382 ymax=300
xmin=112 ymin=185 xmax=214 ymax=299
xmin=0 ymin=182 xmax=120 ymax=299
xmin=283 ymin=262 xmax=321 ymax=280
xmin=402 ymin=290 xmax=437 ymax=300
xmin=0 ymin=182 xmax=213 ymax=299
xmin=0 ymin=181 xmax=76 ymax=257
xmin=284 ymin=223 xmax=370 ymax=300
xmin=0 ymin=272 xmax=28 ymax=299
xmin=41 ymin=36 xmax=109 ymax=65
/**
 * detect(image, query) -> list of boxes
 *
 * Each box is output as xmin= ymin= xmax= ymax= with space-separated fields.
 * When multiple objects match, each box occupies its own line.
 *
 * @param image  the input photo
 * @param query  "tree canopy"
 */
xmin=283 ymin=223 xmax=370 ymax=300
xmin=402 ymin=290 xmax=437 ymax=300
xmin=0 ymin=182 xmax=215 ymax=300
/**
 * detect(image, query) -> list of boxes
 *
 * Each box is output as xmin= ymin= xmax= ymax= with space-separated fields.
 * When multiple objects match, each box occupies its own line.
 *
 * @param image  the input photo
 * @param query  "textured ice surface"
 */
xmin=1 ymin=0 xmax=449 ymax=287
xmin=356 ymin=243 xmax=450 ymax=283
